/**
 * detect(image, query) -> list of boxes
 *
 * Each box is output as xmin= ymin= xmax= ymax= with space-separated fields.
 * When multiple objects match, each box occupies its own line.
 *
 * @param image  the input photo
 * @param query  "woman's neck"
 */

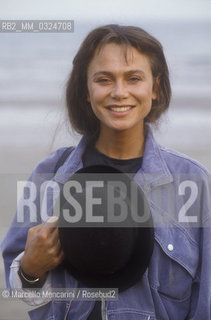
xmin=95 ymin=126 xmax=146 ymax=159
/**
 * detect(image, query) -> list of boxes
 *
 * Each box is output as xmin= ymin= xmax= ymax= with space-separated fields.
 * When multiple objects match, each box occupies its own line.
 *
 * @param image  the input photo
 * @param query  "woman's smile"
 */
xmin=105 ymin=104 xmax=135 ymax=115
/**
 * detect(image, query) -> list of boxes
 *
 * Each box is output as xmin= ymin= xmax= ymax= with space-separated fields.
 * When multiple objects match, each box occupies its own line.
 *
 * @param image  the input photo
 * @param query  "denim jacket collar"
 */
xmin=54 ymin=126 xmax=173 ymax=189
xmin=134 ymin=127 xmax=173 ymax=192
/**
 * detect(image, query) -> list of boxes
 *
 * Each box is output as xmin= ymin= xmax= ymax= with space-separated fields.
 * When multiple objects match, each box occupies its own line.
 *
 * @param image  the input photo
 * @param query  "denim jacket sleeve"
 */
xmin=9 ymin=251 xmax=53 ymax=306
xmin=162 ymin=149 xmax=211 ymax=319
xmin=184 ymin=168 xmax=211 ymax=319
xmin=0 ymin=147 xmax=67 ymax=289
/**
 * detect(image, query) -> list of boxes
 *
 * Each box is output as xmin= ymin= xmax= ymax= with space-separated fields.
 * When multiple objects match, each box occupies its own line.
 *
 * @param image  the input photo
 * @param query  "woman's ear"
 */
xmin=152 ymin=76 xmax=160 ymax=100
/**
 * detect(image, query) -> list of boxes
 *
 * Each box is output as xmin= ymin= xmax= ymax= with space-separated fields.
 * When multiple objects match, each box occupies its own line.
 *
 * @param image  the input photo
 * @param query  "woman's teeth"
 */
xmin=109 ymin=106 xmax=133 ymax=112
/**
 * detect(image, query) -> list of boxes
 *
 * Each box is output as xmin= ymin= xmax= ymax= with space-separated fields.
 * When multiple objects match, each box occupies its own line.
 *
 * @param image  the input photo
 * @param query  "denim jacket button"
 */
xmin=167 ymin=244 xmax=174 ymax=251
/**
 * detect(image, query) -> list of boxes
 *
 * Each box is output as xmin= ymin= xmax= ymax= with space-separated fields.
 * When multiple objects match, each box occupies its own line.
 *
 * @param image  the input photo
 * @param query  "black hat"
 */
xmin=58 ymin=165 xmax=154 ymax=293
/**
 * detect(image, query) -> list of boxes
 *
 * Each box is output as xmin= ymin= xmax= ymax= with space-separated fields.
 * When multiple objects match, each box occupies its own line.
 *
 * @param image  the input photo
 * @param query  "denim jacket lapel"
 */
xmin=134 ymin=127 xmax=173 ymax=192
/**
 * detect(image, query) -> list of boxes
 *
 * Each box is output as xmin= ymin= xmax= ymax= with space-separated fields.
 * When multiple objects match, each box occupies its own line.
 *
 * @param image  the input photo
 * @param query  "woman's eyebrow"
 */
xmin=126 ymin=70 xmax=146 ymax=76
xmin=92 ymin=69 xmax=146 ymax=78
xmin=92 ymin=71 xmax=113 ymax=78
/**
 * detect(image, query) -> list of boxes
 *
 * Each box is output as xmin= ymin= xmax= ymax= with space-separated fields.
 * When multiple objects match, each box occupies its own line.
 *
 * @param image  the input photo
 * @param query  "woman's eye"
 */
xmin=96 ymin=78 xmax=110 ymax=83
xmin=128 ymin=77 xmax=141 ymax=82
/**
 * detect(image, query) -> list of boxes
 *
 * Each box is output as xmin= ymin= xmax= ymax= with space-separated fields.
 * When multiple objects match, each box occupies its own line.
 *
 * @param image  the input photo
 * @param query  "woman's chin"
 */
xmin=105 ymin=122 xmax=143 ymax=134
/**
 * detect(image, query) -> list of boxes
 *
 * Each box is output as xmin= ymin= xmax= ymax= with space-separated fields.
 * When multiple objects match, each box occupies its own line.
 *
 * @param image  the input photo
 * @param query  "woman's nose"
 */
xmin=110 ymin=80 xmax=129 ymax=100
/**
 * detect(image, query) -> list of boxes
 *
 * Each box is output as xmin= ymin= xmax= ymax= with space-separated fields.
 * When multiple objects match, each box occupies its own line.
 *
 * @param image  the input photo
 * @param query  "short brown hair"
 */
xmin=66 ymin=24 xmax=171 ymax=136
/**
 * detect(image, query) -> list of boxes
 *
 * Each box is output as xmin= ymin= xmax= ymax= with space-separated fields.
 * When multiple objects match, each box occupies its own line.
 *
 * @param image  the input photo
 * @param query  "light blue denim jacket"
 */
xmin=1 ymin=127 xmax=211 ymax=320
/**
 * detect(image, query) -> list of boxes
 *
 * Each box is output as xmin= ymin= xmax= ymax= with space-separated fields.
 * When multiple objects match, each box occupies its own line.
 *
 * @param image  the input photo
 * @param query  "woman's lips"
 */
xmin=105 ymin=105 xmax=135 ymax=115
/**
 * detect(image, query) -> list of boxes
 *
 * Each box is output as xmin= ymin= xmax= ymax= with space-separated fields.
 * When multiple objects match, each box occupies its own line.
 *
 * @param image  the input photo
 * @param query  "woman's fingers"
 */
xmin=20 ymin=217 xmax=64 ymax=277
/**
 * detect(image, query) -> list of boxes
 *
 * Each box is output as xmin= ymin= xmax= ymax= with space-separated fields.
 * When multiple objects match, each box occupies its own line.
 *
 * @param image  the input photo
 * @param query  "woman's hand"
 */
xmin=20 ymin=216 xmax=64 ymax=280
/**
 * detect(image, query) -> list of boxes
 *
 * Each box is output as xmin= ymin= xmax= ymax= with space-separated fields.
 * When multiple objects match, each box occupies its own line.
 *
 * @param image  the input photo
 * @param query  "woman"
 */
xmin=1 ymin=24 xmax=211 ymax=320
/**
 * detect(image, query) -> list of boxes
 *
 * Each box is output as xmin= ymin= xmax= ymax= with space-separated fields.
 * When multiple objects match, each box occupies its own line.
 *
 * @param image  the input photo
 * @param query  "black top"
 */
xmin=83 ymin=144 xmax=142 ymax=175
xmin=87 ymin=301 xmax=102 ymax=320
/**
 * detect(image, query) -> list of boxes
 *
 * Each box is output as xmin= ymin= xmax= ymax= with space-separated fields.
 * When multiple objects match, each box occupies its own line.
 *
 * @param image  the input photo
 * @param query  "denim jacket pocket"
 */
xmin=108 ymin=311 xmax=155 ymax=320
xmin=148 ymin=227 xmax=199 ymax=319
xmin=150 ymin=226 xmax=199 ymax=301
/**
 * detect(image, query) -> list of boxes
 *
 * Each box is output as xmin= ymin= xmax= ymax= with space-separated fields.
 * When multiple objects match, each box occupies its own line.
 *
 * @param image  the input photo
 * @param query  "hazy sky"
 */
xmin=1 ymin=0 xmax=211 ymax=22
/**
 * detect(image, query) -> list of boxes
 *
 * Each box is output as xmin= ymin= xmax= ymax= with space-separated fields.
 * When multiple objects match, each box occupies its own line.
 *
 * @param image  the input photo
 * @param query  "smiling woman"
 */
xmin=86 ymin=43 xmax=157 ymax=158
xmin=66 ymin=25 xmax=171 ymax=160
xmin=1 ymin=24 xmax=211 ymax=320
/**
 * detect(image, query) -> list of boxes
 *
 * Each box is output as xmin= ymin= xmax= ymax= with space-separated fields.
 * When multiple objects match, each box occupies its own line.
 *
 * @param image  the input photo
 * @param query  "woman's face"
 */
xmin=87 ymin=43 xmax=157 ymax=134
